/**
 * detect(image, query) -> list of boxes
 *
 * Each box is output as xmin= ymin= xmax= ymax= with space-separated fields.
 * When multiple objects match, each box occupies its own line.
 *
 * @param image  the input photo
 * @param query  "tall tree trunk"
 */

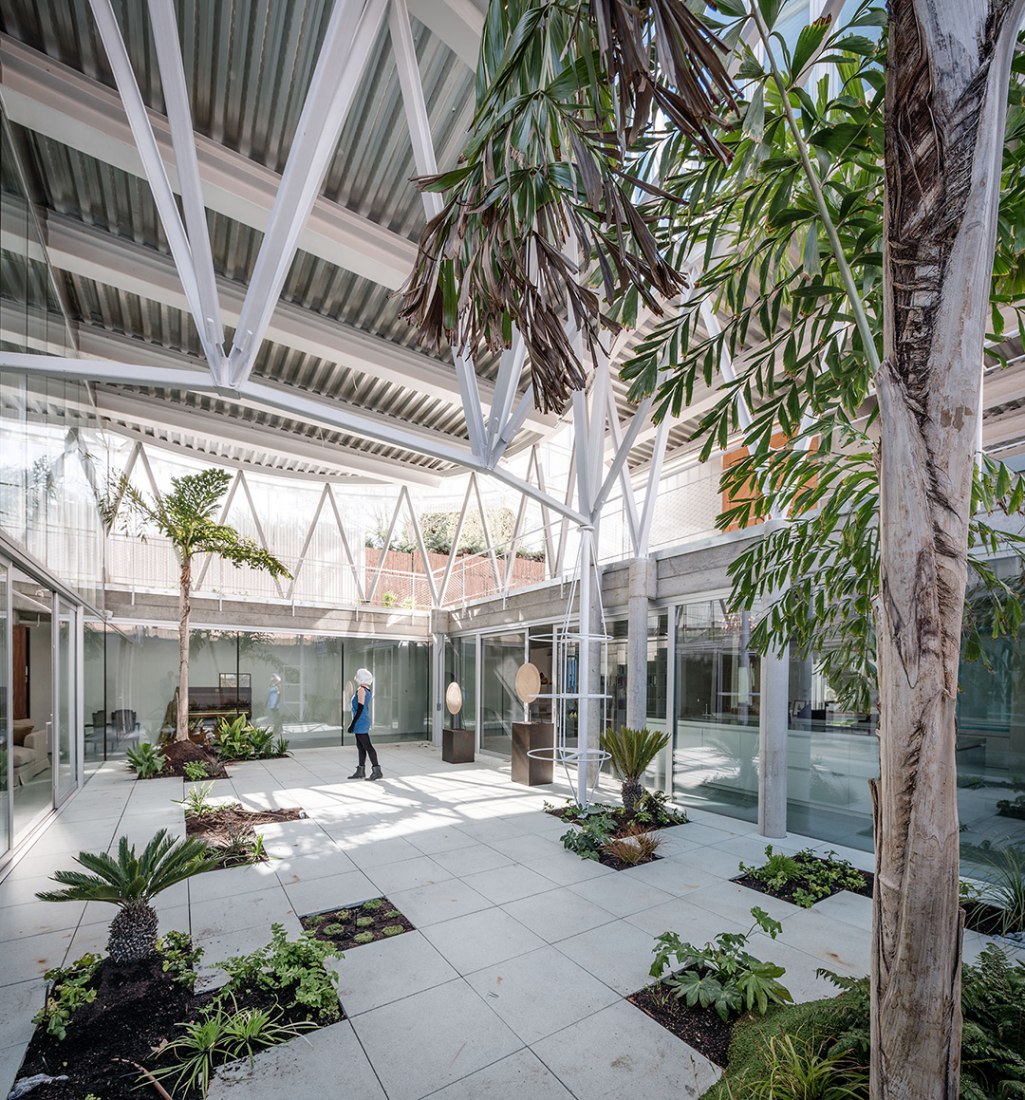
xmin=176 ymin=556 xmax=191 ymax=742
xmin=872 ymin=2 xmax=1022 ymax=1096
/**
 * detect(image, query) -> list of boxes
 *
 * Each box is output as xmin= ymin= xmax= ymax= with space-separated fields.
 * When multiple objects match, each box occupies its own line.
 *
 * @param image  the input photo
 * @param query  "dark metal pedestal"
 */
xmin=511 ymin=721 xmax=555 ymax=785
xmin=442 ymin=727 xmax=475 ymax=764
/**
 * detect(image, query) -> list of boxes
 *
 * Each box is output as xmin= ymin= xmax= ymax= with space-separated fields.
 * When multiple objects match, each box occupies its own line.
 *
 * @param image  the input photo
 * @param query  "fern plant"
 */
xmin=599 ymin=727 xmax=670 ymax=815
xmin=37 ymin=830 xmax=215 ymax=963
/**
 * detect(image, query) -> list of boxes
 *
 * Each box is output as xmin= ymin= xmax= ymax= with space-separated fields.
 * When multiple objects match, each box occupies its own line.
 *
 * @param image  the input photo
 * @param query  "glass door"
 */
xmin=1 ymin=560 xmax=10 ymax=861
xmin=54 ymin=596 xmax=78 ymax=804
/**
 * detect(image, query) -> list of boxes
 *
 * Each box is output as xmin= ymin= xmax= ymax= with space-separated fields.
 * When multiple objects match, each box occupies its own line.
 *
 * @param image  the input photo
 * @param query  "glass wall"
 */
xmin=0 ymin=561 xmax=9 ymax=859
xmin=673 ymin=600 xmax=760 ymax=821
xmin=786 ymin=648 xmax=878 ymax=849
xmin=604 ymin=619 xmax=628 ymax=733
xmin=647 ymin=611 xmax=669 ymax=732
xmin=444 ymin=636 xmax=477 ymax=732
xmin=100 ymin=625 xmax=429 ymax=752
xmin=480 ymin=631 xmax=526 ymax=755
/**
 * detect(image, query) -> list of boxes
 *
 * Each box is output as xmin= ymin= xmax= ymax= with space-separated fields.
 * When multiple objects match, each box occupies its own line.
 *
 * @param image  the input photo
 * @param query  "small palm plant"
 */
xmin=599 ymin=726 xmax=670 ymax=816
xmin=37 ymin=830 xmax=215 ymax=964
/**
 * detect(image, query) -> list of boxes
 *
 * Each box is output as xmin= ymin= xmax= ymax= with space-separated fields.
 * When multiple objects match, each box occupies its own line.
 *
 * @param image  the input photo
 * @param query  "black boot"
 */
xmin=366 ymin=765 xmax=383 ymax=781
xmin=348 ymin=765 xmax=365 ymax=779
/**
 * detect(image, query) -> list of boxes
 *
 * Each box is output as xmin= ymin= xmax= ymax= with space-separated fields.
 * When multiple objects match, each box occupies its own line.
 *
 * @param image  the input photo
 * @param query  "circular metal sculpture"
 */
xmin=514 ymin=662 xmax=541 ymax=704
xmin=445 ymin=681 xmax=463 ymax=716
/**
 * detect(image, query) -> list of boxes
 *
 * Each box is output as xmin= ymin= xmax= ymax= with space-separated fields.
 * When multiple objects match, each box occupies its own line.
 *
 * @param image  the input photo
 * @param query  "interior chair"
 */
xmin=110 ymin=709 xmax=141 ymax=748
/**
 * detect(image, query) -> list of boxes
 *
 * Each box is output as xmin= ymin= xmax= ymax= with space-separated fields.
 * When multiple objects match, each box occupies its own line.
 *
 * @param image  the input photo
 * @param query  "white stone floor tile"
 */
xmin=626 ymin=895 xmax=748 ymax=942
xmin=421 ymin=907 xmax=546 ymax=975
xmin=351 ymin=979 xmax=522 ymax=1100
xmin=282 ymin=869 xmax=379 ymax=916
xmin=429 ymin=842 xmax=514 ymax=877
xmin=0 ymin=980 xmax=44 ymax=1051
xmin=522 ymin=853 xmax=616 ymax=887
xmin=466 ymin=945 xmax=621 ymax=1043
xmin=209 ymin=1020 xmax=386 ymax=1099
xmin=460 ymin=864 xmax=559 ymax=905
xmin=331 ymin=930 xmax=457 ymax=1016
xmin=424 ymin=1048 xmax=575 ymax=1100
xmin=272 ymin=848 xmax=359 ymax=885
xmin=191 ymin=886 xmax=295 ymax=939
xmin=404 ymin=826 xmax=477 ymax=856
xmin=365 ymin=855 xmax=455 ymax=894
xmin=567 ymin=871 xmax=677 ymax=918
xmin=503 ymin=887 xmax=617 ymax=943
xmin=189 ymin=863 xmax=278 ymax=904
xmin=531 ymin=999 xmax=721 ymax=1100
xmin=385 ymin=878 xmax=491 ymax=928
xmin=556 ymin=918 xmax=661 ymax=996
xmin=0 ymin=899 xmax=85 ymax=942
xmin=341 ymin=835 xmax=425 ymax=868
xmin=773 ymin=906 xmax=872 ymax=973
xmin=809 ymin=889 xmax=873 ymax=931
xmin=682 ymin=879 xmax=798 ymax=927
xmin=0 ymin=928 xmax=76 ymax=985
xmin=612 ymin=857 xmax=722 ymax=897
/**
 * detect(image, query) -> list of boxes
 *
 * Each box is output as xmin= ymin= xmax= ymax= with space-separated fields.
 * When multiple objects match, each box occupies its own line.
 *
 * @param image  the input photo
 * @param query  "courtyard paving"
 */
xmin=0 ymin=743 xmax=1018 ymax=1099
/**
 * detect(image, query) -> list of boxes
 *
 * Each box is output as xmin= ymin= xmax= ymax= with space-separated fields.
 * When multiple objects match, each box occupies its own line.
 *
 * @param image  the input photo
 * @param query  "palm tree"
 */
xmin=37 ymin=830 xmax=214 ymax=963
xmin=124 ymin=469 xmax=290 ymax=741
xmin=400 ymin=2 xmax=1025 ymax=1093
xmin=600 ymin=727 xmax=669 ymax=815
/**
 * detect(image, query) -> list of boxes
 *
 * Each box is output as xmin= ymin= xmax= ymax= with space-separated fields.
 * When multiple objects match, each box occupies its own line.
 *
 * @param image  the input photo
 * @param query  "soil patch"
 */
xmin=187 ymin=805 xmax=305 ymax=868
xmin=16 ymin=945 xmax=336 ymax=1100
xmin=962 ymin=899 xmax=1023 ymax=936
xmin=599 ymin=850 xmax=662 ymax=872
xmin=160 ymin=740 xmax=228 ymax=779
xmin=300 ymin=897 xmax=415 ymax=950
xmin=629 ymin=982 xmax=736 ymax=1067
xmin=545 ymin=800 xmax=686 ymax=839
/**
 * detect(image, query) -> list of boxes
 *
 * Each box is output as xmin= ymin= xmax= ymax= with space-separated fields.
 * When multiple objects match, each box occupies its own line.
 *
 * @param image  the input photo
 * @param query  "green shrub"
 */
xmin=158 ymin=930 xmax=204 ymax=990
xmin=213 ymin=717 xmax=283 ymax=761
xmin=382 ymin=925 xmax=405 ymax=937
xmin=974 ymin=842 xmax=1025 ymax=934
xmin=362 ymin=898 xmax=384 ymax=911
xmin=356 ymin=916 xmax=374 ymax=928
xmin=650 ymin=907 xmax=792 ymax=1022
xmin=741 ymin=1034 xmax=868 ymax=1099
xmin=33 ymin=953 xmax=102 ymax=1040
xmin=216 ymin=923 xmax=341 ymax=1023
xmin=183 ymin=760 xmax=210 ymax=782
xmin=353 ymin=932 xmax=375 ymax=944
xmin=561 ymin=814 xmax=617 ymax=860
xmin=633 ymin=789 xmax=688 ymax=828
xmin=738 ymin=847 xmax=867 ymax=908
xmin=599 ymin=727 xmax=671 ymax=815
xmin=322 ymin=922 xmax=347 ymax=936
xmin=126 ymin=742 xmax=167 ymax=779
xmin=384 ymin=909 xmax=401 ymax=919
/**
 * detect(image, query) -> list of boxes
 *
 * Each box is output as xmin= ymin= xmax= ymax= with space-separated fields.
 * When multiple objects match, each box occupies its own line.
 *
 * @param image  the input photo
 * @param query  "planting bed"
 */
xmin=733 ymin=849 xmax=872 ymax=908
xmin=301 ymin=897 xmax=415 ymax=949
xmin=628 ymin=982 xmax=736 ymax=1067
xmin=161 ymin=740 xmax=228 ymax=779
xmin=14 ymin=939 xmax=337 ymax=1100
xmin=186 ymin=805 xmax=305 ymax=868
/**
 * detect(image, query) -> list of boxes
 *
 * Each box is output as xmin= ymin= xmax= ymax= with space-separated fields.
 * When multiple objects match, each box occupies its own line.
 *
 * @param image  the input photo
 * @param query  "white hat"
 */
xmin=354 ymin=667 xmax=374 ymax=687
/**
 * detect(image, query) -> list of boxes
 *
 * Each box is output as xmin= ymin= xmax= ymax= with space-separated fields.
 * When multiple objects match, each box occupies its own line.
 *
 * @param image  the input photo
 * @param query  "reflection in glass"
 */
xmin=673 ymin=600 xmax=760 ymax=821
xmin=0 ymin=561 xmax=9 ymax=860
xmin=480 ymin=632 xmax=525 ymax=755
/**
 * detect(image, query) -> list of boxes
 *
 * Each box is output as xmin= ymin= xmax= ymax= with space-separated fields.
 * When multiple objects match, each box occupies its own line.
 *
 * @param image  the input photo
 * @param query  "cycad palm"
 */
xmin=600 ymin=727 xmax=670 ymax=816
xmin=37 ymin=829 xmax=214 ymax=963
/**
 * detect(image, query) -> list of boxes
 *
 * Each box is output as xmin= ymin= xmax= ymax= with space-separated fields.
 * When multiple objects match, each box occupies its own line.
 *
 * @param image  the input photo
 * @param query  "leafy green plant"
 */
xmin=739 ymin=847 xmax=867 ymax=908
xmin=632 ymin=789 xmax=688 ymax=828
xmin=353 ymin=932 xmax=375 ymax=945
xmin=975 ymin=843 xmax=1025 ymax=934
xmin=362 ymin=898 xmax=384 ymax=911
xmin=742 ymin=1034 xmax=869 ymax=1100
xmin=997 ymin=794 xmax=1025 ymax=820
xmin=126 ymin=743 xmax=167 ymax=779
xmin=960 ymin=946 xmax=1025 ymax=1099
xmin=356 ymin=916 xmax=374 ymax=928
xmin=560 ymin=814 xmax=617 ymax=860
xmin=151 ymin=997 xmax=311 ymax=1097
xmin=383 ymin=909 xmax=400 ymax=919
xmin=273 ymin=735 xmax=290 ymax=757
xmin=214 ymin=716 xmax=282 ymax=761
xmin=217 ymin=923 xmax=341 ymax=1023
xmin=599 ymin=727 xmax=670 ymax=816
xmin=650 ymin=907 xmax=792 ymax=1022
xmin=183 ymin=760 xmax=211 ymax=782
xmin=382 ymin=925 xmax=404 ymax=937
xmin=33 ymin=953 xmax=101 ymax=1040
xmin=158 ymin=930 xmax=204 ymax=990
xmin=322 ymin=922 xmax=347 ymax=936
xmin=177 ymin=782 xmax=218 ymax=816
xmin=37 ymin=830 xmax=214 ymax=964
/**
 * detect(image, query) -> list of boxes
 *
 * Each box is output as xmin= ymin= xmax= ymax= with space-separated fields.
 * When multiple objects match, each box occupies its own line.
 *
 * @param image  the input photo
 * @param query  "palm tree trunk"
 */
xmin=871 ymin=2 xmax=1022 ymax=1095
xmin=176 ymin=556 xmax=191 ymax=742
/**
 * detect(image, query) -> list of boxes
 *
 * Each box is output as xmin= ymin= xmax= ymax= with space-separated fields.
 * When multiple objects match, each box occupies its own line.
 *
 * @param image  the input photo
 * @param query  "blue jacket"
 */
xmin=350 ymin=687 xmax=373 ymax=734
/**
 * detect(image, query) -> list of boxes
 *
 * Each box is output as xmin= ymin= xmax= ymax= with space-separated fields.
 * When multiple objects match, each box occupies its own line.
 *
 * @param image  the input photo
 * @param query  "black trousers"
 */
xmin=355 ymin=733 xmax=378 ymax=767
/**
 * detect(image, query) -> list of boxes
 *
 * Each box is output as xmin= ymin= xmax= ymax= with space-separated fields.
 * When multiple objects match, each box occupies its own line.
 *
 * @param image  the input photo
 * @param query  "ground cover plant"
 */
xmin=127 ymin=738 xmax=228 ymax=780
xmin=629 ymin=907 xmax=792 ymax=1066
xmin=959 ymin=842 xmax=1025 ymax=938
xmin=735 ymin=846 xmax=871 ymax=909
xmin=178 ymin=783 xmax=305 ymax=869
xmin=551 ymin=789 xmax=686 ymax=869
xmin=213 ymin=715 xmax=289 ymax=762
xmin=300 ymin=897 xmax=415 ymax=950
xmin=13 ymin=925 xmax=340 ymax=1100
xmin=700 ymin=945 xmax=1025 ymax=1100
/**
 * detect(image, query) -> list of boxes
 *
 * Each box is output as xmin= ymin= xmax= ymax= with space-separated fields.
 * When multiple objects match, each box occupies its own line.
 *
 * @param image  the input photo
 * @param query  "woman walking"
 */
xmin=347 ymin=667 xmax=382 ymax=780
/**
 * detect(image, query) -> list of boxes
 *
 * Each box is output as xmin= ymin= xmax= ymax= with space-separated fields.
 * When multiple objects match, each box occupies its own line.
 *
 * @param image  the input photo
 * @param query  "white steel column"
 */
xmin=575 ymin=526 xmax=595 ymax=806
xmin=626 ymin=557 xmax=655 ymax=730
